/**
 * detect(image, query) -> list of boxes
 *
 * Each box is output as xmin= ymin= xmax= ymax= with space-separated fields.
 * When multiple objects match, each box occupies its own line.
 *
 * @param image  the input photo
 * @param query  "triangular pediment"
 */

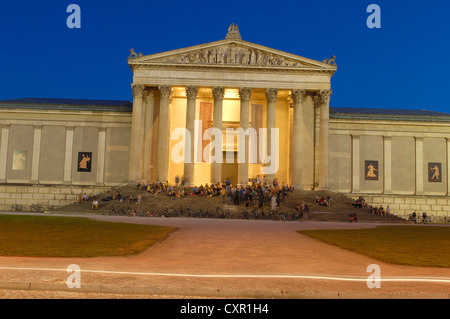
xmin=128 ymin=38 xmax=337 ymax=72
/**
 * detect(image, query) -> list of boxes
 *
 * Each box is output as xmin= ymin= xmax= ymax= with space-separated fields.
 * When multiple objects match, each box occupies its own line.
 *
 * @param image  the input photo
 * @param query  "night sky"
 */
xmin=1 ymin=0 xmax=449 ymax=113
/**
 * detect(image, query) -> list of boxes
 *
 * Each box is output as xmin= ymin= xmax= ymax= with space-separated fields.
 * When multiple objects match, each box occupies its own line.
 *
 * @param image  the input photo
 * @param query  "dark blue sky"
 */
xmin=1 ymin=0 xmax=449 ymax=112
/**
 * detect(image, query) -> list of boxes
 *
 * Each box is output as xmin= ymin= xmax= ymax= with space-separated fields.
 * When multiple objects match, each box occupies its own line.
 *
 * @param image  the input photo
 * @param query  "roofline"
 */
xmin=0 ymin=100 xmax=132 ymax=113
xmin=127 ymin=38 xmax=337 ymax=73
xmin=330 ymin=113 xmax=450 ymax=123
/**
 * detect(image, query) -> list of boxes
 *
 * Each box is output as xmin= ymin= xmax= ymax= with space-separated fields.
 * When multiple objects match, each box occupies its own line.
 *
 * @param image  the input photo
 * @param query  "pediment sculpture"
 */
xmin=159 ymin=45 xmax=304 ymax=67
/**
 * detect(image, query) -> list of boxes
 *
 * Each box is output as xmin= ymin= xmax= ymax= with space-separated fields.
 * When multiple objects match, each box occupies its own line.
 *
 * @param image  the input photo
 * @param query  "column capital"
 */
xmin=143 ymin=89 xmax=154 ymax=100
xmin=265 ymin=88 xmax=279 ymax=103
xmin=291 ymin=89 xmax=307 ymax=103
xmin=158 ymin=85 xmax=172 ymax=99
xmin=212 ymin=86 xmax=225 ymax=100
xmin=318 ymin=90 xmax=332 ymax=104
xmin=131 ymin=83 xmax=145 ymax=97
xmin=185 ymin=86 xmax=199 ymax=99
xmin=239 ymin=87 xmax=252 ymax=101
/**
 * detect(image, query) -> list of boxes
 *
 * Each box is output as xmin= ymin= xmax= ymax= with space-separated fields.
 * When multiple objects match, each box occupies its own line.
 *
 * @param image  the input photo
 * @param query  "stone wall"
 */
xmin=0 ymin=184 xmax=110 ymax=211
xmin=0 ymin=108 xmax=132 ymax=187
xmin=349 ymin=194 xmax=450 ymax=218
xmin=330 ymin=118 xmax=450 ymax=197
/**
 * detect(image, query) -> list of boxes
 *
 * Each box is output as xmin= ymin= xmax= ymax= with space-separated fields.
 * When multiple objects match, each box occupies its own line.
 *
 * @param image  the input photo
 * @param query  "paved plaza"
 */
xmin=0 ymin=213 xmax=449 ymax=299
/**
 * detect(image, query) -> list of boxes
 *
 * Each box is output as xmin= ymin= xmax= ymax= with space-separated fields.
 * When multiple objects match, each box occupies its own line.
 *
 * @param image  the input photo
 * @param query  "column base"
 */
xmin=315 ymin=186 xmax=330 ymax=191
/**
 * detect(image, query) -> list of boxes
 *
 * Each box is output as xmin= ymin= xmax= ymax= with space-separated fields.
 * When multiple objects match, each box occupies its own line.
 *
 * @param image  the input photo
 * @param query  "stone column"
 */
xmin=415 ymin=137 xmax=424 ymax=195
xmin=447 ymin=138 xmax=450 ymax=196
xmin=184 ymin=86 xmax=198 ymax=186
xmin=351 ymin=135 xmax=360 ymax=193
xmin=291 ymin=89 xmax=306 ymax=189
xmin=30 ymin=125 xmax=42 ymax=183
xmin=0 ymin=125 xmax=10 ymax=182
xmin=129 ymin=83 xmax=145 ymax=184
xmin=313 ymin=96 xmax=320 ymax=188
xmin=156 ymin=85 xmax=172 ymax=183
xmin=265 ymin=88 xmax=278 ymax=187
xmin=96 ymin=127 xmax=107 ymax=185
xmin=383 ymin=136 xmax=392 ymax=194
xmin=63 ymin=126 xmax=74 ymax=183
xmin=238 ymin=87 xmax=252 ymax=186
xmin=142 ymin=90 xmax=155 ymax=183
xmin=211 ymin=87 xmax=225 ymax=184
xmin=317 ymin=90 xmax=332 ymax=190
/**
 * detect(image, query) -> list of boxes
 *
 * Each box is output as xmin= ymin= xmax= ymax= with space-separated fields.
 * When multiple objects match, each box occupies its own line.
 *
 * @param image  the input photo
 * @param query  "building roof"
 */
xmin=0 ymin=97 xmax=132 ymax=112
xmin=330 ymin=107 xmax=450 ymax=122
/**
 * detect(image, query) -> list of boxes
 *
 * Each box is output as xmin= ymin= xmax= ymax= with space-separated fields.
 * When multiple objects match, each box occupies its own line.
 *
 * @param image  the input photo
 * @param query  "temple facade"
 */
xmin=127 ymin=24 xmax=336 ymax=189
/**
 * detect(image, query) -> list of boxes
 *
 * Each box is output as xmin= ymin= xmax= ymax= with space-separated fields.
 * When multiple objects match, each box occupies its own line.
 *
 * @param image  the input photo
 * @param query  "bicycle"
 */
xmin=30 ymin=203 xmax=44 ymax=213
xmin=10 ymin=204 xmax=23 ymax=212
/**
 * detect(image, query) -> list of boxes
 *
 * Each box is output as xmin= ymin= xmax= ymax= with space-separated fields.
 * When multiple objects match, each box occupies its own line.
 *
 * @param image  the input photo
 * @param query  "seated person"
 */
xmin=91 ymin=200 xmax=99 ymax=210
xmin=348 ymin=212 xmax=358 ymax=223
xmin=102 ymin=191 xmax=112 ymax=201
xmin=371 ymin=206 xmax=380 ymax=215
xmin=352 ymin=199 xmax=362 ymax=208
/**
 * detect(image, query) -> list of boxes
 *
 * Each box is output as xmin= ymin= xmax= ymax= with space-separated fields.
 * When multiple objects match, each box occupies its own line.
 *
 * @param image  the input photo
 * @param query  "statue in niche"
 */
xmin=268 ymin=55 xmax=279 ymax=66
xmin=250 ymin=50 xmax=256 ymax=65
xmin=209 ymin=48 xmax=217 ymax=63
xmin=256 ymin=51 xmax=264 ymax=65
xmin=202 ymin=49 xmax=209 ymax=63
xmin=242 ymin=49 xmax=250 ymax=65
xmin=217 ymin=47 xmax=225 ymax=64
xmin=189 ymin=52 xmax=199 ymax=63
xmin=178 ymin=54 xmax=189 ymax=63
xmin=229 ymin=46 xmax=236 ymax=63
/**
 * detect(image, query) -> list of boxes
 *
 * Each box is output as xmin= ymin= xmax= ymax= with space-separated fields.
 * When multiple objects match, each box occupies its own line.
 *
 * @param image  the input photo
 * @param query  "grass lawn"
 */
xmin=299 ymin=225 xmax=450 ymax=268
xmin=0 ymin=215 xmax=176 ymax=258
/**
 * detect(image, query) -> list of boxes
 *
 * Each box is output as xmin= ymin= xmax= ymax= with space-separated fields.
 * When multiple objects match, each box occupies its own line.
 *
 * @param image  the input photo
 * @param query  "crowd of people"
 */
xmin=350 ymin=196 xmax=392 ymax=217
xmin=136 ymin=176 xmax=296 ymax=212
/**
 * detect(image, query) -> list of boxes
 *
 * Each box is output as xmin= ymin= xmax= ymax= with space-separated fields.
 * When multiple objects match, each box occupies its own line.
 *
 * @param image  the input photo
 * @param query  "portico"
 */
xmin=127 ymin=24 xmax=337 ymax=189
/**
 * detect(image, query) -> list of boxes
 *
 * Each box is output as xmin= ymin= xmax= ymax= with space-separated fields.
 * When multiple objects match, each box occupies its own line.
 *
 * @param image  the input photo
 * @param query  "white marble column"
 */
xmin=0 ymin=125 xmax=10 ymax=182
xmin=30 ymin=125 xmax=42 ymax=183
xmin=156 ymin=85 xmax=172 ymax=183
xmin=184 ymin=86 xmax=198 ymax=186
xmin=291 ymin=89 xmax=306 ymax=189
xmin=129 ymin=83 xmax=145 ymax=184
xmin=211 ymin=86 xmax=225 ymax=184
xmin=142 ymin=90 xmax=155 ymax=183
xmin=265 ymin=88 xmax=278 ymax=187
xmin=317 ymin=90 xmax=332 ymax=190
xmin=238 ymin=87 xmax=252 ymax=186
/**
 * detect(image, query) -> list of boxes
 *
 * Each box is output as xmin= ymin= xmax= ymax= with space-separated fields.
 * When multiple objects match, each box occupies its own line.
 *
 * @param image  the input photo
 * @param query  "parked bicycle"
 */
xmin=30 ymin=203 xmax=44 ymax=213
xmin=10 ymin=204 xmax=23 ymax=212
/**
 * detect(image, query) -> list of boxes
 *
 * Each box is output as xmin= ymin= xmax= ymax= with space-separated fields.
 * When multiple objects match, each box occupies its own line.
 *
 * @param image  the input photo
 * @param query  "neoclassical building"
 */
xmin=1 ymin=24 xmax=450 ymax=217
xmin=127 ymin=24 xmax=337 ymax=189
